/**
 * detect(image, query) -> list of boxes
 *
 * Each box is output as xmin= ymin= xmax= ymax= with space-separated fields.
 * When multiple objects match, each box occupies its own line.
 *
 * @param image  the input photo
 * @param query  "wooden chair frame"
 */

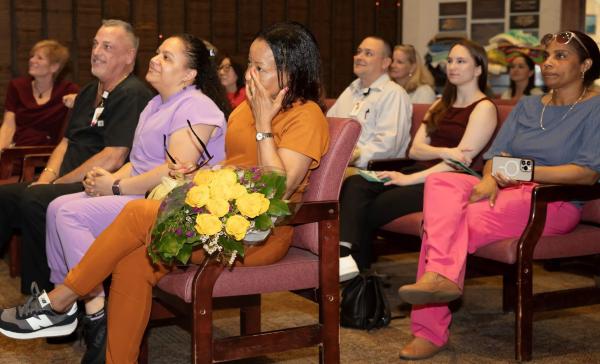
xmin=141 ymin=200 xmax=341 ymax=363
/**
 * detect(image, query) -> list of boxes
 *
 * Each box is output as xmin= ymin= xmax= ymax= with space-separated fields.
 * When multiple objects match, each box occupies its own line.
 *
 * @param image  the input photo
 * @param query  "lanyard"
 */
xmin=91 ymin=90 xmax=109 ymax=127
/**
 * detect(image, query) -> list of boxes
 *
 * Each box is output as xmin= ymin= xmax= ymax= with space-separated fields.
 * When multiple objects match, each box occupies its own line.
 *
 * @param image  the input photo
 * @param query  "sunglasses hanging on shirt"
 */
xmin=163 ymin=119 xmax=214 ymax=170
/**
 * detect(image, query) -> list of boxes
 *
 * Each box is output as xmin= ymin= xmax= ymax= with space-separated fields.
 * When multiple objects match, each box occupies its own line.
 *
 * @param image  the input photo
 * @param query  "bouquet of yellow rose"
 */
xmin=148 ymin=166 xmax=290 ymax=266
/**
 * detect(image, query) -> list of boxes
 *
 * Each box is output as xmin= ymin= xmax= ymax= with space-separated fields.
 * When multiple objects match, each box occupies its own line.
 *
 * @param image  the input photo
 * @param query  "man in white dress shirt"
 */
xmin=327 ymin=36 xmax=412 ymax=169
xmin=328 ymin=36 xmax=412 ymax=281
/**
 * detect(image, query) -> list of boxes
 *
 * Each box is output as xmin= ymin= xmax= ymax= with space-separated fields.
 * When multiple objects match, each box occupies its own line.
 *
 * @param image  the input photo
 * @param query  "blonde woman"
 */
xmin=389 ymin=44 xmax=436 ymax=103
xmin=0 ymin=40 xmax=79 ymax=150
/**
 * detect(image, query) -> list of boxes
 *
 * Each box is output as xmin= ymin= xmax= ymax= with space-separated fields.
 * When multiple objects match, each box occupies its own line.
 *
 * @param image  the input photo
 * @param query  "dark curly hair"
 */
xmin=173 ymin=33 xmax=231 ymax=119
xmin=559 ymin=30 xmax=600 ymax=88
xmin=255 ymin=22 xmax=324 ymax=111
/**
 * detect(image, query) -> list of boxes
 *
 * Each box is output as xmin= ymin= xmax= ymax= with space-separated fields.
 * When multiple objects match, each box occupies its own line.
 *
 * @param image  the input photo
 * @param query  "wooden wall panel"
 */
xmin=131 ymin=0 xmax=158 ymax=78
xmin=330 ymin=0 xmax=355 ymax=98
xmin=262 ymin=0 xmax=286 ymax=25
xmin=212 ymin=0 xmax=237 ymax=55
xmin=238 ymin=0 xmax=262 ymax=57
xmin=47 ymin=0 xmax=74 ymax=80
xmin=186 ymin=0 xmax=211 ymax=40
xmin=14 ymin=0 xmax=42 ymax=77
xmin=159 ymin=0 xmax=185 ymax=38
xmin=75 ymin=0 xmax=102 ymax=85
xmin=287 ymin=0 xmax=309 ymax=24
xmin=0 ymin=0 xmax=404 ymax=110
xmin=103 ymin=0 xmax=131 ymax=21
xmin=0 ymin=1 xmax=11 ymax=108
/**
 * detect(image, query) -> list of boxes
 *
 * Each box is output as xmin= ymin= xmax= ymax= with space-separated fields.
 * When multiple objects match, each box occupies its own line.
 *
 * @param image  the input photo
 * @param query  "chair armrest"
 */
xmin=367 ymin=158 xmax=417 ymax=171
xmin=2 ymin=145 xmax=55 ymax=158
xmin=0 ymin=146 xmax=55 ymax=179
xmin=279 ymin=201 xmax=338 ymax=226
xmin=532 ymin=183 xmax=600 ymax=204
xmin=21 ymin=153 xmax=52 ymax=183
xmin=517 ymin=183 xmax=600 ymax=264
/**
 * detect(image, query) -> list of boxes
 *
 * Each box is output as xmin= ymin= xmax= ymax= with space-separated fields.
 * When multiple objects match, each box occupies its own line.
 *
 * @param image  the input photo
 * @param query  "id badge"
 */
xmin=349 ymin=101 xmax=363 ymax=118
xmin=91 ymin=106 xmax=104 ymax=126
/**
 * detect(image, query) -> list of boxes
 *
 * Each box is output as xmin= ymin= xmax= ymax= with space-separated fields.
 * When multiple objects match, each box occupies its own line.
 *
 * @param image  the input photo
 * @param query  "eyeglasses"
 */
xmin=163 ymin=119 xmax=213 ymax=169
xmin=218 ymin=64 xmax=232 ymax=72
xmin=541 ymin=32 xmax=590 ymax=57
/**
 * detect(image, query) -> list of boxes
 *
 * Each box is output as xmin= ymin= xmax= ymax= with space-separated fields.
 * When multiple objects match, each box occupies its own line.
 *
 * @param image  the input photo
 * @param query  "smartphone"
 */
xmin=447 ymin=159 xmax=482 ymax=179
xmin=491 ymin=156 xmax=534 ymax=182
xmin=358 ymin=169 xmax=390 ymax=183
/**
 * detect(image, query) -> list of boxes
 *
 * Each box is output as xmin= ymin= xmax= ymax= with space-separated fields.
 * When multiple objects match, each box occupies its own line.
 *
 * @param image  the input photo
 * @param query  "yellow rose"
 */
xmin=195 ymin=213 xmax=222 ymax=236
xmin=225 ymin=215 xmax=250 ymax=240
xmin=206 ymin=198 xmax=230 ymax=217
xmin=214 ymin=168 xmax=238 ymax=186
xmin=185 ymin=185 xmax=210 ymax=208
xmin=229 ymin=183 xmax=248 ymax=200
xmin=193 ymin=169 xmax=215 ymax=186
xmin=209 ymin=182 xmax=233 ymax=201
xmin=236 ymin=192 xmax=270 ymax=218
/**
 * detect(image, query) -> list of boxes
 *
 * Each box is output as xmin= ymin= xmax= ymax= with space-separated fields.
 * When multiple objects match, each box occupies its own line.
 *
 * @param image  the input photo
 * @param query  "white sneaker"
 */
xmin=339 ymin=255 xmax=359 ymax=282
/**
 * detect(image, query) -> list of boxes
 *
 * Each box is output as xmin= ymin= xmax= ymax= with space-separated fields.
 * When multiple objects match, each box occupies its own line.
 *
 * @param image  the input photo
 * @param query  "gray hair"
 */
xmin=101 ymin=19 xmax=139 ymax=50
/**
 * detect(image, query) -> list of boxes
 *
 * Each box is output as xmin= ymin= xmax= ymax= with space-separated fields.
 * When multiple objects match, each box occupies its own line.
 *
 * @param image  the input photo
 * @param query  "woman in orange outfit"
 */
xmin=0 ymin=21 xmax=330 ymax=364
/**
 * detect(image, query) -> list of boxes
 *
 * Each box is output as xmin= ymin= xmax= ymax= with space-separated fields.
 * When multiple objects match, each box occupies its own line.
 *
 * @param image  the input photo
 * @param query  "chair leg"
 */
xmin=502 ymin=265 xmax=516 ymax=313
xmin=240 ymin=295 xmax=261 ymax=335
xmin=192 ymin=290 xmax=215 ymax=364
xmin=319 ymin=288 xmax=340 ymax=364
xmin=515 ymin=261 xmax=533 ymax=361
xmin=9 ymin=234 xmax=21 ymax=278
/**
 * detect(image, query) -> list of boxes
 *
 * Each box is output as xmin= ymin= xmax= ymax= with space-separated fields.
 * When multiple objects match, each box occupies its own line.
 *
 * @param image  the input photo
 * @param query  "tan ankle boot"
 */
xmin=398 ymin=272 xmax=461 ymax=305
xmin=399 ymin=337 xmax=447 ymax=360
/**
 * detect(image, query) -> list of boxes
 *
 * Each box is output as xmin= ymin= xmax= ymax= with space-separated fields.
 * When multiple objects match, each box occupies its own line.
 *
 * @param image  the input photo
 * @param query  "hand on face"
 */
xmin=245 ymin=66 xmax=287 ymax=129
xmin=245 ymin=39 xmax=288 ymax=130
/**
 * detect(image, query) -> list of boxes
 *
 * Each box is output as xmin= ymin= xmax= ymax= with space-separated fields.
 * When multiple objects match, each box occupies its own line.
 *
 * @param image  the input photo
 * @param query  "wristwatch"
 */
xmin=255 ymin=132 xmax=273 ymax=141
xmin=112 ymin=179 xmax=122 ymax=196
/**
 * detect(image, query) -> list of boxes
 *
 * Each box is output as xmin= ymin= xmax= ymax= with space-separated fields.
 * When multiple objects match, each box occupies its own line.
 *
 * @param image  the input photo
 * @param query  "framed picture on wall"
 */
xmin=472 ymin=0 xmax=505 ymax=19
xmin=510 ymin=14 xmax=539 ymax=29
xmin=510 ymin=0 xmax=540 ymax=13
xmin=471 ymin=22 xmax=505 ymax=45
xmin=439 ymin=17 xmax=467 ymax=32
xmin=439 ymin=2 xmax=467 ymax=16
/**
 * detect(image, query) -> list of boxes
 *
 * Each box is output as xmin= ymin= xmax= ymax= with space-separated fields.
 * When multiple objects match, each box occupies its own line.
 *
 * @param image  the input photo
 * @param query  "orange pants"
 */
xmin=63 ymin=199 xmax=293 ymax=364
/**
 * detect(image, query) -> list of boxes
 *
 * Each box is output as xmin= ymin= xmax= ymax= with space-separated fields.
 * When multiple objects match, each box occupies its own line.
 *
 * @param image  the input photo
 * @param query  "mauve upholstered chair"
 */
xmin=140 ymin=117 xmax=361 ymax=364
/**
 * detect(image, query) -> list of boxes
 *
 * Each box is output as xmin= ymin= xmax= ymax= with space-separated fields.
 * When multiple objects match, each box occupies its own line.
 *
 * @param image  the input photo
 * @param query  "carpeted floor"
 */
xmin=1 ymin=253 xmax=600 ymax=363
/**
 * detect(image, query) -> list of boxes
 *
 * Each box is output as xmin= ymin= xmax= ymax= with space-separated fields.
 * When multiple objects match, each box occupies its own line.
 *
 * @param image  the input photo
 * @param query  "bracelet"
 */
xmin=43 ymin=167 xmax=58 ymax=177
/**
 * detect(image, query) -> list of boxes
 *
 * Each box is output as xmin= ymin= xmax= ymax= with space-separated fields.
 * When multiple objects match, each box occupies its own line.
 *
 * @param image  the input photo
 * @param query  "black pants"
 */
xmin=0 ymin=182 xmax=84 ymax=293
xmin=339 ymin=173 xmax=425 ymax=269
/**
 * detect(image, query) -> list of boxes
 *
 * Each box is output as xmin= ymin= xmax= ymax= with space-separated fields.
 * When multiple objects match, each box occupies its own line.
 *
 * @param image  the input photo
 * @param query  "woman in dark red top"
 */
xmin=338 ymin=39 xmax=498 ymax=279
xmin=1 ymin=40 xmax=79 ymax=150
xmin=218 ymin=55 xmax=247 ymax=109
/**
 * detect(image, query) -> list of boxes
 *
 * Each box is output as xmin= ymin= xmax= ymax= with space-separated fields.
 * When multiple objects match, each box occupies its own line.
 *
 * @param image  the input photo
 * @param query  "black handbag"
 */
xmin=340 ymin=274 xmax=392 ymax=330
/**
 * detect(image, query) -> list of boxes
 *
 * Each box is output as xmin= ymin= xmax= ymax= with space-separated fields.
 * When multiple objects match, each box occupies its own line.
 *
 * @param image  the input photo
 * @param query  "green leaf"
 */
xmin=268 ymin=199 xmax=290 ymax=216
xmin=176 ymin=244 xmax=193 ymax=265
xmin=220 ymin=237 xmax=245 ymax=258
xmin=160 ymin=233 xmax=181 ymax=257
xmin=258 ymin=172 xmax=287 ymax=199
xmin=254 ymin=213 xmax=273 ymax=230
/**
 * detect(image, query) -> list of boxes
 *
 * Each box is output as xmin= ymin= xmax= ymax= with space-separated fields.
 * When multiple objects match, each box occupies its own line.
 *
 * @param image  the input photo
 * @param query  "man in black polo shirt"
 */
xmin=0 ymin=19 xmax=153 ymax=296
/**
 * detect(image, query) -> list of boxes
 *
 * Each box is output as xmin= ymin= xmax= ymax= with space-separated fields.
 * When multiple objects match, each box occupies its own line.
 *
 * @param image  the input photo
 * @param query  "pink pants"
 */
xmin=411 ymin=173 xmax=581 ymax=346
